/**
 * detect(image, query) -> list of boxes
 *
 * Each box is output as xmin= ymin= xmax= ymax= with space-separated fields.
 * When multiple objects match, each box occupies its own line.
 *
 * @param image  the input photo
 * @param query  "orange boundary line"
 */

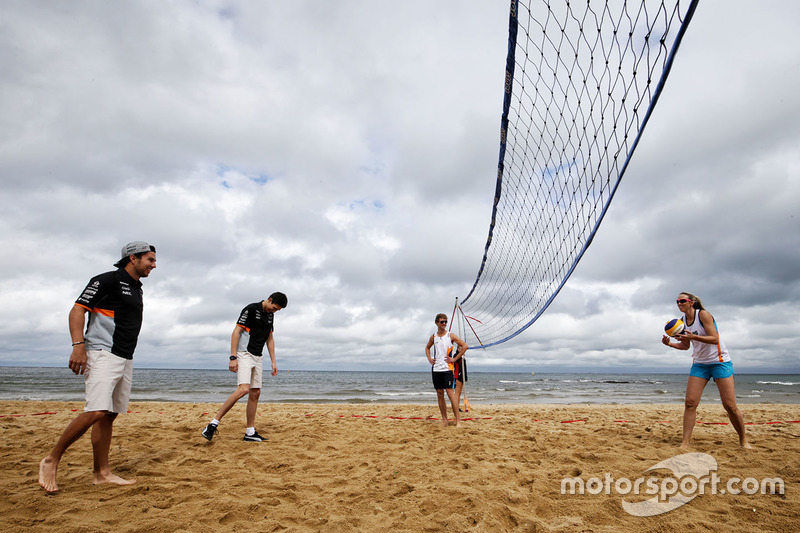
xmin=302 ymin=414 xmax=494 ymax=421
xmin=2 ymin=410 xmax=798 ymax=425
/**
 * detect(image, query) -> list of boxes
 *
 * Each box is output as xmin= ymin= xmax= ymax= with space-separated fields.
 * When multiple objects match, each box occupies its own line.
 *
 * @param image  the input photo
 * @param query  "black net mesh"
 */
xmin=458 ymin=0 xmax=699 ymax=348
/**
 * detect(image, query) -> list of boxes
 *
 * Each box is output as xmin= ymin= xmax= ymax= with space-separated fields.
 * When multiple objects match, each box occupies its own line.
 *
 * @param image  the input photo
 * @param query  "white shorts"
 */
xmin=84 ymin=349 xmax=133 ymax=413
xmin=236 ymin=352 xmax=263 ymax=389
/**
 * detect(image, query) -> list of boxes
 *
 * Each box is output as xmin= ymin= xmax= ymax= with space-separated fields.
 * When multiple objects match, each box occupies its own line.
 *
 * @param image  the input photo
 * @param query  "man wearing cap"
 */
xmin=39 ymin=241 xmax=156 ymax=493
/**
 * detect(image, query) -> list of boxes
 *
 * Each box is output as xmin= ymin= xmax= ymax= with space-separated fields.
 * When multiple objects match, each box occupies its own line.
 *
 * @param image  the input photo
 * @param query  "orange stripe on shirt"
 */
xmin=92 ymin=308 xmax=115 ymax=317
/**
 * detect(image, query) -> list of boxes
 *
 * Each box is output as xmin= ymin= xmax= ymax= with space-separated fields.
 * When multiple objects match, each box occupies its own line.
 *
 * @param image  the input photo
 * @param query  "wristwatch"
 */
xmin=229 ymin=355 xmax=237 ymax=361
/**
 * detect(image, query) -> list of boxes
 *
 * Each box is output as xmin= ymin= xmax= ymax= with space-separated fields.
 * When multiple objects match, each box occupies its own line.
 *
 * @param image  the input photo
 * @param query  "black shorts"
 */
xmin=431 ymin=370 xmax=454 ymax=390
xmin=453 ymin=358 xmax=468 ymax=383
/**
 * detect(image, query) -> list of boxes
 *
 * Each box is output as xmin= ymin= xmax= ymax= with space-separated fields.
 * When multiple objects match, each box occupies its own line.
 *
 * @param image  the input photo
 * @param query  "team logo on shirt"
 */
xmin=120 ymin=281 xmax=133 ymax=297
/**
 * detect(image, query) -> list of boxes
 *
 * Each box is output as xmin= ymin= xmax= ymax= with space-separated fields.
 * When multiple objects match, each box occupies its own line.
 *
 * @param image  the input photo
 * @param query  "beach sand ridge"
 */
xmin=1 ymin=401 xmax=797 ymax=532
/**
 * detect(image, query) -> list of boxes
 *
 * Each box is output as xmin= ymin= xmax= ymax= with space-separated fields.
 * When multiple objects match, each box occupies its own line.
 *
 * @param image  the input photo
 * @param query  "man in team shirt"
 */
xmin=39 ymin=241 xmax=156 ymax=493
xmin=202 ymin=293 xmax=288 ymax=442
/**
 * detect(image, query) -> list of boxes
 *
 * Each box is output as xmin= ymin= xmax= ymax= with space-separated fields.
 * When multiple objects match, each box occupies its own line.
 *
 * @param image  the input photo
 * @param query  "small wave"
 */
xmin=374 ymin=391 xmax=432 ymax=397
xmin=756 ymin=381 xmax=799 ymax=386
xmin=524 ymin=392 xmax=555 ymax=398
xmin=274 ymin=398 xmax=376 ymax=404
xmin=738 ymin=394 xmax=761 ymax=398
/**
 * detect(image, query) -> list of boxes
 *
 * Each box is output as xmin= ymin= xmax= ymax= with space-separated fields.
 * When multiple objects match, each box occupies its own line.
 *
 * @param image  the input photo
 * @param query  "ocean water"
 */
xmin=1 ymin=367 xmax=798 ymax=405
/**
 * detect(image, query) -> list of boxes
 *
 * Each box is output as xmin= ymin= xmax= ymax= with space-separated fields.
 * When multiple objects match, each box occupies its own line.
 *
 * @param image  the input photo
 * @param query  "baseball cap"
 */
xmin=121 ymin=241 xmax=155 ymax=258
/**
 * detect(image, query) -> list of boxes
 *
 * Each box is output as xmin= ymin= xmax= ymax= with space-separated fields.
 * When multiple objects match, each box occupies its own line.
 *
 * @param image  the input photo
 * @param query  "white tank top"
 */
xmin=432 ymin=332 xmax=453 ymax=372
xmin=683 ymin=310 xmax=731 ymax=364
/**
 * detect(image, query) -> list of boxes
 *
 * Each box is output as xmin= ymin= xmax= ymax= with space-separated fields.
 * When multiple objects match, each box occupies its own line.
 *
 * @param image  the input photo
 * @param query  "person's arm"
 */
xmin=266 ymin=331 xmax=277 ymax=376
xmin=69 ymin=273 xmax=109 ymax=375
xmin=68 ymin=305 xmax=89 ymax=375
xmin=229 ymin=325 xmax=244 ymax=372
xmin=448 ymin=334 xmax=469 ymax=362
xmin=662 ymin=334 xmax=690 ymax=350
xmin=425 ymin=336 xmax=435 ymax=365
xmin=678 ymin=310 xmax=720 ymax=345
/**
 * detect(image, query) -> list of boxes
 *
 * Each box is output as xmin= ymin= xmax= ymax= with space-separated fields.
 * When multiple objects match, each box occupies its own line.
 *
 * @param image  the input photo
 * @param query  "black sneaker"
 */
xmin=243 ymin=431 xmax=267 ymax=442
xmin=201 ymin=423 xmax=218 ymax=441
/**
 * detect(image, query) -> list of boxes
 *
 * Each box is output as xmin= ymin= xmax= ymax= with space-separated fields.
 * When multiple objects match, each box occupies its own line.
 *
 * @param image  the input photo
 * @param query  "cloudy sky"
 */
xmin=1 ymin=1 xmax=798 ymax=374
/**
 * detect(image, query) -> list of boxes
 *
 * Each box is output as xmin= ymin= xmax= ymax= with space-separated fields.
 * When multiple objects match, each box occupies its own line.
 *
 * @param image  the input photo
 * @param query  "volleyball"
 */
xmin=664 ymin=318 xmax=685 ymax=337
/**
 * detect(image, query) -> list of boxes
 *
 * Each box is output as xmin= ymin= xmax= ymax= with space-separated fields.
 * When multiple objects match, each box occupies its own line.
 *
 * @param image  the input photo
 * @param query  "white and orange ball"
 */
xmin=664 ymin=318 xmax=685 ymax=337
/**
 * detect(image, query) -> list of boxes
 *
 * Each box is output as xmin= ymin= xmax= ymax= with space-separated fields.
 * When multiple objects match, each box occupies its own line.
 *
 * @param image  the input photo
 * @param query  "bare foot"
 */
xmin=741 ymin=440 xmax=753 ymax=450
xmin=39 ymin=457 xmax=59 ymax=493
xmin=93 ymin=472 xmax=136 ymax=486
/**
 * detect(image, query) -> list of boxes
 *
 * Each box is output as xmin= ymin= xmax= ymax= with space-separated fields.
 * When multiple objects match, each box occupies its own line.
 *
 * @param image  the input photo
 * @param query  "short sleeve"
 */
xmin=75 ymin=273 xmax=112 ymax=310
xmin=236 ymin=305 xmax=251 ymax=328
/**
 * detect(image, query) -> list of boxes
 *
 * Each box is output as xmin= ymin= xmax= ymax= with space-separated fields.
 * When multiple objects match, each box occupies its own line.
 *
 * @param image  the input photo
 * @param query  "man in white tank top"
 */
xmin=425 ymin=313 xmax=468 ymax=427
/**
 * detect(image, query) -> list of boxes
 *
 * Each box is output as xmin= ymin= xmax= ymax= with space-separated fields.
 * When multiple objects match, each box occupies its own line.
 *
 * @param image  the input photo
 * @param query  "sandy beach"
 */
xmin=1 ymin=401 xmax=797 ymax=532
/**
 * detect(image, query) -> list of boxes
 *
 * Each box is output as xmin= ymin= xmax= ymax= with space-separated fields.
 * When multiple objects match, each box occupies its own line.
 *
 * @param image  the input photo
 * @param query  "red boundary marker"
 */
xmin=303 ymin=413 xmax=493 ymax=421
xmin=1 ymin=409 xmax=797 ymax=425
xmin=0 ymin=412 xmax=57 ymax=418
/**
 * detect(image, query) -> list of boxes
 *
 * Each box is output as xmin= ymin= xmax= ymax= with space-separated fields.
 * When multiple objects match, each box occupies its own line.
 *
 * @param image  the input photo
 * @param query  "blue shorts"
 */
xmin=690 ymin=361 xmax=734 ymax=381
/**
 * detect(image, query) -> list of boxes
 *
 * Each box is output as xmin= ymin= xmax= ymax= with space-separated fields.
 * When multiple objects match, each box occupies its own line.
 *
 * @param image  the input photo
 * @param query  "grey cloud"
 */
xmin=1 ymin=1 xmax=799 ymax=373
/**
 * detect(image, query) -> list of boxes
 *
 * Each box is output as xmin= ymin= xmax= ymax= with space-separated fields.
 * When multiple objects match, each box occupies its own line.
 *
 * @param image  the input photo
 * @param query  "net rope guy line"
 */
xmin=458 ymin=0 xmax=700 ymax=349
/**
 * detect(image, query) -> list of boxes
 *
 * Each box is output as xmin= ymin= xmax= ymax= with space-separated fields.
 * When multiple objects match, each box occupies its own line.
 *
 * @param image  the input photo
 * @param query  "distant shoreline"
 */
xmin=2 ymin=364 xmax=799 ymax=374
xmin=3 ymin=367 xmax=798 ymax=404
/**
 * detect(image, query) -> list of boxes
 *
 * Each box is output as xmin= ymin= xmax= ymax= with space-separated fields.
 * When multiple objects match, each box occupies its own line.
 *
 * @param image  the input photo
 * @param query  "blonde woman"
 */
xmin=662 ymin=292 xmax=750 ymax=449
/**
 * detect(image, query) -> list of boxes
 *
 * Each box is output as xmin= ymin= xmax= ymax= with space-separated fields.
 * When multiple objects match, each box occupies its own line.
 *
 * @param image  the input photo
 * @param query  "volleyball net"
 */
xmin=457 ymin=0 xmax=700 ymax=348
